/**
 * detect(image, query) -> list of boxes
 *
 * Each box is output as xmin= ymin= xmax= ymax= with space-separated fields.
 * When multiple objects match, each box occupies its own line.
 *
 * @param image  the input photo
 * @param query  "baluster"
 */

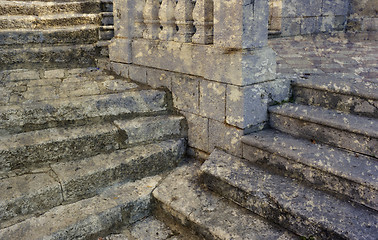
xmin=159 ymin=0 xmax=177 ymax=40
xmin=143 ymin=0 xmax=161 ymax=39
xmin=174 ymin=0 xmax=195 ymax=43
xmin=192 ymin=0 xmax=213 ymax=44
xmin=134 ymin=0 xmax=146 ymax=38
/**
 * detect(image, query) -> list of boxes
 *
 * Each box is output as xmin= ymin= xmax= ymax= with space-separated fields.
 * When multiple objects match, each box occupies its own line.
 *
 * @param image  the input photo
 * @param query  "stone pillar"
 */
xmin=109 ymin=0 xmax=135 ymax=63
xmin=209 ymin=0 xmax=277 ymax=129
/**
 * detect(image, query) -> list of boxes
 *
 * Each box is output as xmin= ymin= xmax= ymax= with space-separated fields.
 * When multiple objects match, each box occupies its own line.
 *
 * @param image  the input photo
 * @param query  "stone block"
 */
xmin=4 ymin=70 xmax=40 ymax=81
xmin=209 ymin=119 xmax=243 ymax=157
xmin=282 ymin=0 xmax=322 ymax=17
xmin=172 ymin=75 xmax=199 ymax=114
xmin=44 ymin=69 xmax=65 ymax=79
xmin=204 ymin=47 xmax=276 ymax=86
xmin=226 ymin=85 xmax=268 ymax=129
xmin=214 ymin=0 xmax=269 ymax=49
xmin=322 ymin=0 xmax=349 ymax=16
xmin=111 ymin=62 xmax=129 ymax=78
xmin=132 ymin=39 xmax=206 ymax=77
xmin=146 ymin=68 xmax=172 ymax=90
xmin=129 ymin=64 xmax=147 ymax=84
xmin=109 ymin=38 xmax=132 ymax=63
xmin=200 ymin=80 xmax=226 ymax=122
xmin=301 ymin=17 xmax=320 ymax=35
xmin=180 ymin=111 xmax=209 ymax=153
xmin=281 ymin=17 xmax=301 ymax=36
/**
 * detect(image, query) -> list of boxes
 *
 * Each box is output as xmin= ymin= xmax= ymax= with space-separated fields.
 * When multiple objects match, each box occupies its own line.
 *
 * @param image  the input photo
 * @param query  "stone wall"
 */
xmin=347 ymin=0 xmax=378 ymax=31
xmin=280 ymin=0 xmax=349 ymax=36
xmin=108 ymin=0 xmax=291 ymax=158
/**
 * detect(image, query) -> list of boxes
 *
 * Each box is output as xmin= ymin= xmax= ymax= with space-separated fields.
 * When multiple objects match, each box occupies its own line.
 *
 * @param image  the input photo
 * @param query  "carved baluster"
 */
xmin=159 ymin=0 xmax=177 ymax=40
xmin=143 ymin=0 xmax=160 ymax=39
xmin=192 ymin=0 xmax=213 ymax=44
xmin=134 ymin=0 xmax=146 ymax=38
xmin=174 ymin=0 xmax=194 ymax=42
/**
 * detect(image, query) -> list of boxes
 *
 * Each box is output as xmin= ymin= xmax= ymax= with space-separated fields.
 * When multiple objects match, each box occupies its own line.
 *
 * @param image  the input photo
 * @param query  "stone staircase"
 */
xmin=150 ymin=75 xmax=378 ymax=239
xmin=0 ymin=66 xmax=187 ymax=237
xmin=0 ymin=0 xmax=113 ymax=70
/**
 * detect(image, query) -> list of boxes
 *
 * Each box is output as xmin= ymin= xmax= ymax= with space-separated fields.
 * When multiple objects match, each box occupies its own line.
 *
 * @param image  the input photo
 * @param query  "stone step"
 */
xmin=0 ymin=13 xmax=101 ymax=29
xmin=242 ymin=129 xmax=378 ymax=210
xmin=0 ymin=174 xmax=162 ymax=239
xmin=0 ymin=25 xmax=99 ymax=46
xmin=102 ymin=216 xmax=196 ymax=240
xmin=292 ymin=76 xmax=378 ymax=118
xmin=1 ymin=71 xmax=139 ymax=106
xmin=200 ymin=149 xmax=378 ymax=240
xmin=0 ymin=1 xmax=100 ymax=15
xmin=152 ymin=162 xmax=298 ymax=240
xmin=0 ymin=43 xmax=98 ymax=70
xmin=0 ymin=115 xmax=185 ymax=173
xmin=0 ymin=139 xmax=185 ymax=225
xmin=269 ymin=103 xmax=378 ymax=157
xmin=0 ymin=88 xmax=167 ymax=135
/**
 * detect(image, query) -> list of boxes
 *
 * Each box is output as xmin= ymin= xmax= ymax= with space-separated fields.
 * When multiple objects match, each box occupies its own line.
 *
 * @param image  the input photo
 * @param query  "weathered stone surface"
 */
xmin=0 ymin=1 xmax=100 ymax=16
xmin=199 ymin=80 xmax=226 ymax=121
xmin=44 ymin=69 xmax=65 ymax=79
xmin=243 ymin=129 xmax=378 ymax=210
xmin=153 ymin=162 xmax=297 ymax=240
xmin=270 ymin=103 xmax=378 ymax=157
xmin=172 ymin=75 xmax=199 ymax=114
xmin=180 ymin=111 xmax=209 ymax=153
xmin=0 ymin=44 xmax=97 ymax=69
xmin=128 ymin=64 xmax=147 ymax=84
xmin=293 ymin=76 xmax=378 ymax=118
xmin=0 ymin=13 xmax=101 ymax=29
xmin=0 ymin=89 xmax=166 ymax=132
xmin=114 ymin=115 xmax=185 ymax=145
xmin=0 ymin=123 xmax=119 ymax=172
xmin=0 ymin=175 xmax=161 ymax=240
xmin=0 ymin=172 xmax=63 ymax=224
xmin=51 ymin=139 xmax=186 ymax=202
xmin=201 ymin=149 xmax=378 ymax=240
xmin=0 ymin=26 xmax=99 ymax=46
xmin=209 ymin=119 xmax=243 ymax=156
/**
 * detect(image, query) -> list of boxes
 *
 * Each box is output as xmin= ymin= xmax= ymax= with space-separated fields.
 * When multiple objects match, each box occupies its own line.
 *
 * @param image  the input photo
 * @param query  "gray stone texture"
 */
xmin=179 ymin=111 xmax=209 ymax=153
xmin=0 ymin=175 xmax=161 ymax=240
xmin=51 ymin=139 xmax=185 ymax=202
xmin=199 ymin=80 xmax=226 ymax=122
xmin=153 ymin=162 xmax=297 ymax=240
xmin=293 ymin=76 xmax=378 ymax=118
xmin=172 ymin=75 xmax=199 ymax=114
xmin=201 ymin=149 xmax=378 ymax=240
xmin=209 ymin=119 xmax=243 ymax=157
xmin=243 ymin=129 xmax=378 ymax=210
xmin=270 ymin=103 xmax=378 ymax=157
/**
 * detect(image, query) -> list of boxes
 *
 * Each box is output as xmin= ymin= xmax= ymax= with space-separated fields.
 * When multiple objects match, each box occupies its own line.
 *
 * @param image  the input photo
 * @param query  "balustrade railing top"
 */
xmin=139 ymin=0 xmax=214 ymax=44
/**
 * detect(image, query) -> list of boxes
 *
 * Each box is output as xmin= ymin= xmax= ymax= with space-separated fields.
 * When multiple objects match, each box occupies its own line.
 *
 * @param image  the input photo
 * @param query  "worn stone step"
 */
xmin=200 ymin=149 xmax=378 ymax=240
xmin=0 ymin=88 xmax=167 ymax=134
xmin=242 ymin=129 xmax=378 ymax=210
xmin=0 ymin=13 xmax=101 ymax=29
xmin=0 ymin=139 xmax=185 ymax=226
xmin=0 ymin=25 xmax=99 ymax=46
xmin=1 ymin=72 xmax=139 ymax=105
xmin=293 ymin=76 xmax=378 ymax=118
xmin=0 ymin=174 xmax=162 ymax=239
xmin=0 ymin=1 xmax=100 ymax=15
xmin=102 ymin=216 xmax=195 ymax=240
xmin=0 ymin=115 xmax=185 ymax=173
xmin=269 ymin=103 xmax=378 ymax=157
xmin=152 ymin=162 xmax=298 ymax=240
xmin=0 ymin=44 xmax=98 ymax=69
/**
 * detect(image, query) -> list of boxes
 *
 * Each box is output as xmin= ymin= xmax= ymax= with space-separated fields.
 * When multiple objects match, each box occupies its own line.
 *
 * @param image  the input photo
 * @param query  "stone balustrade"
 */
xmin=109 ymin=0 xmax=289 ymax=158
